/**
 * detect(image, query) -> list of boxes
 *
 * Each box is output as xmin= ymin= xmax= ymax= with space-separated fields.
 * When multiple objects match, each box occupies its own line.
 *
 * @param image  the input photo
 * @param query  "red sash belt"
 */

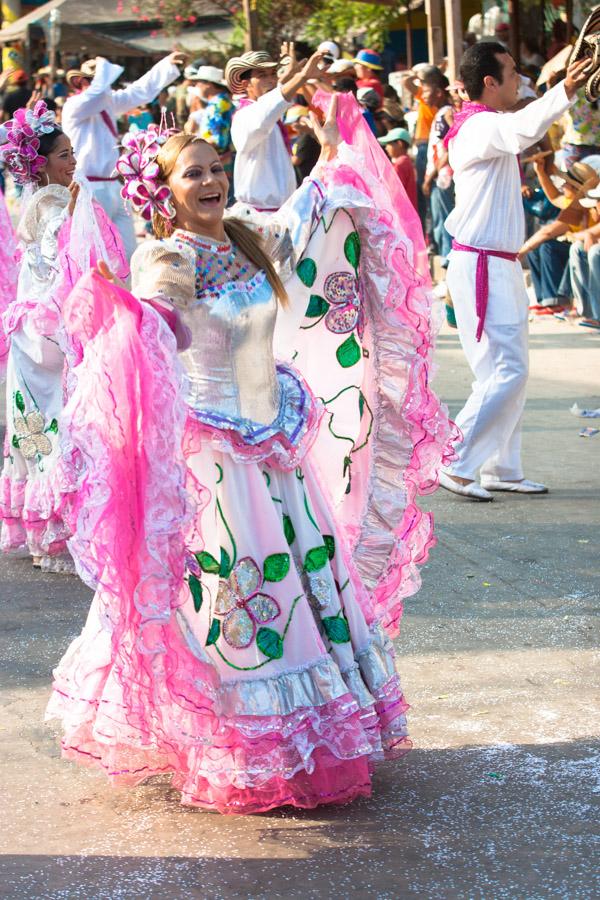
xmin=451 ymin=240 xmax=519 ymax=341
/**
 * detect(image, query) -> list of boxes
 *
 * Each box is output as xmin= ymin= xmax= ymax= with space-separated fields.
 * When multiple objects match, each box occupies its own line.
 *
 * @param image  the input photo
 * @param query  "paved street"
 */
xmin=0 ymin=314 xmax=598 ymax=899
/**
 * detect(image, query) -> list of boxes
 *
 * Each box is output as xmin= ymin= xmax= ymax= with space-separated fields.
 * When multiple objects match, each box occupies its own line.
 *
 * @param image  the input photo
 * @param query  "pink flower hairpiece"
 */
xmin=0 ymin=100 xmax=56 ymax=185
xmin=116 ymin=121 xmax=178 ymax=222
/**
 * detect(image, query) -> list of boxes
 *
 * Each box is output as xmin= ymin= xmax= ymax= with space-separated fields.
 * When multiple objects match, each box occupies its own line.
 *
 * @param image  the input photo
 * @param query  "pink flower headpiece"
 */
xmin=0 ymin=101 xmax=56 ymax=185
xmin=116 ymin=121 xmax=178 ymax=222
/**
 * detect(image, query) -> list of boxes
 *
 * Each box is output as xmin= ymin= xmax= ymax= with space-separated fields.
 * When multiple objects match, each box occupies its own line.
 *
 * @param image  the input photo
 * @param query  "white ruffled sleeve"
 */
xmin=131 ymin=239 xmax=196 ymax=310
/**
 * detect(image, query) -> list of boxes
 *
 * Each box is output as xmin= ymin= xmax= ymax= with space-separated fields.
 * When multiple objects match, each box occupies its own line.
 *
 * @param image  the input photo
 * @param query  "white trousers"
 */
xmin=88 ymin=179 xmax=137 ymax=260
xmin=446 ymin=251 xmax=530 ymax=482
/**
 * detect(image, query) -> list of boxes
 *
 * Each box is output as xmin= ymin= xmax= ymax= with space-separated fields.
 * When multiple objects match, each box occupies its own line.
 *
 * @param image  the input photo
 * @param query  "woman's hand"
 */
xmin=279 ymin=42 xmax=301 ymax=82
xmin=310 ymin=94 xmax=340 ymax=163
xmin=94 ymin=258 xmax=126 ymax=290
xmin=25 ymin=89 xmax=42 ymax=111
xmin=67 ymin=181 xmax=80 ymax=217
xmin=167 ymin=51 xmax=188 ymax=69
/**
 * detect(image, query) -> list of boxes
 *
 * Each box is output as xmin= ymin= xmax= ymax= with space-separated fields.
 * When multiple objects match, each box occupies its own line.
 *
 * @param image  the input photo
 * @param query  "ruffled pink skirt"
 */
xmin=47 ymin=414 xmax=411 ymax=814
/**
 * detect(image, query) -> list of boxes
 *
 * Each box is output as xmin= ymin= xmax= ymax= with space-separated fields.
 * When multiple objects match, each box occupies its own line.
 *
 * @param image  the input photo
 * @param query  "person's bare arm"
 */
xmin=568 ymin=220 xmax=600 ymax=252
xmin=279 ymin=51 xmax=329 ymax=102
xmin=518 ymin=220 xmax=569 ymax=257
xmin=401 ymin=72 xmax=420 ymax=97
xmin=533 ymin=160 xmax=563 ymax=206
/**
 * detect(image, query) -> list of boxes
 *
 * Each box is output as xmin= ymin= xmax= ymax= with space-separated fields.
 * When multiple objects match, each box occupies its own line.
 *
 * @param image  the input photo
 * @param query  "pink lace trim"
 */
xmin=0 ymin=463 xmax=75 ymax=556
xmin=311 ymin=92 xmax=459 ymax=637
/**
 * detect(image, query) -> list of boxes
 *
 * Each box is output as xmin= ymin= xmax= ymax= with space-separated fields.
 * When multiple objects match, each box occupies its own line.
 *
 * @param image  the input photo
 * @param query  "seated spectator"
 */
xmin=519 ymin=160 xmax=599 ymax=309
xmin=378 ymin=127 xmax=417 ymax=210
xmin=567 ymin=183 xmax=600 ymax=328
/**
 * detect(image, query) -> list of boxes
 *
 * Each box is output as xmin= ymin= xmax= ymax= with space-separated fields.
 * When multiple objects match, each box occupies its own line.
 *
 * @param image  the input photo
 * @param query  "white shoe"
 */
xmin=539 ymin=297 xmax=556 ymax=307
xmin=439 ymin=471 xmax=494 ymax=501
xmin=480 ymin=478 xmax=548 ymax=494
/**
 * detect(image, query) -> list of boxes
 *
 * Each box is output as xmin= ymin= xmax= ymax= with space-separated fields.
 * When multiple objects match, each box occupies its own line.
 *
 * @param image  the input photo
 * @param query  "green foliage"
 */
xmin=130 ymin=0 xmax=401 ymax=57
xmin=304 ymin=0 xmax=402 ymax=50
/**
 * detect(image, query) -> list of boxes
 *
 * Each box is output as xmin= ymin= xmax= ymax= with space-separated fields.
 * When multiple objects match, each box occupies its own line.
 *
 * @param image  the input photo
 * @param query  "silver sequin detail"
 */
xmin=232 ymin=557 xmax=261 ymax=598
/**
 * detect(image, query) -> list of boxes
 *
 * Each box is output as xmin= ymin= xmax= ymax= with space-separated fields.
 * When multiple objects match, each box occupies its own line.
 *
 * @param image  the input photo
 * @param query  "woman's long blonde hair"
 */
xmin=152 ymin=133 xmax=288 ymax=306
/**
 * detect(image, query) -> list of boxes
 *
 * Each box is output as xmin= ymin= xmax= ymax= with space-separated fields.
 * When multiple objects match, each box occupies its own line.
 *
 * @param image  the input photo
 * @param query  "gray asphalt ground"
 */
xmin=0 ymin=314 xmax=598 ymax=899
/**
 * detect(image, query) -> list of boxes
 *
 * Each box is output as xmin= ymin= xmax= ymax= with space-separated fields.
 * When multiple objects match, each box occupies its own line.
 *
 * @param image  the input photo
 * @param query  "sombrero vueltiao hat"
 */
xmin=560 ymin=161 xmax=599 ymax=192
xmin=225 ymin=51 xmax=278 ymax=94
xmin=66 ymin=59 xmax=98 ymax=89
xmin=352 ymin=48 xmax=383 ymax=71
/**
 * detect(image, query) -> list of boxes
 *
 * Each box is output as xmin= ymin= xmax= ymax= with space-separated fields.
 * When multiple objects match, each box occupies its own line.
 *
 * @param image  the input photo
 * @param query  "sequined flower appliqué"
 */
xmin=13 ymin=410 xmax=54 ymax=459
xmin=323 ymin=271 xmax=364 ymax=337
xmin=214 ymin=557 xmax=281 ymax=649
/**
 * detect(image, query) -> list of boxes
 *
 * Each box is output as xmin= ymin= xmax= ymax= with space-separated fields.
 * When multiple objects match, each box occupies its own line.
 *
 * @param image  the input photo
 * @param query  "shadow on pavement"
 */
xmin=1 ymin=739 xmax=598 ymax=898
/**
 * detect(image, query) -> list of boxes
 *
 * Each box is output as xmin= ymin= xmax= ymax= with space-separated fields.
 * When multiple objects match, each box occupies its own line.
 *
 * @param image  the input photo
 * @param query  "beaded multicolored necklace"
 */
xmin=174 ymin=230 xmax=251 ymax=297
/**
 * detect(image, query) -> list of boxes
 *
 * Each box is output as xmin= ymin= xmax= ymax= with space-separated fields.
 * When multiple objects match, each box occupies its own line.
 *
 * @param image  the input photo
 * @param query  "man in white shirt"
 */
xmin=62 ymin=53 xmax=185 ymax=257
xmin=441 ymin=43 xmax=590 ymax=500
xmin=225 ymin=48 xmax=327 ymax=211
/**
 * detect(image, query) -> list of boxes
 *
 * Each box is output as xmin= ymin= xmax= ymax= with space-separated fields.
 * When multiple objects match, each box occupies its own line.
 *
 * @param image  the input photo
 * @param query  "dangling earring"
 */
xmin=164 ymin=217 xmax=174 ymax=236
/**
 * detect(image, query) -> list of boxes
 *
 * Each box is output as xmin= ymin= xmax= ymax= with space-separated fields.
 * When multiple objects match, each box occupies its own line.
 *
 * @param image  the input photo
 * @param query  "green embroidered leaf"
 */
xmin=343 ymin=455 xmax=351 ymax=476
xmin=188 ymin=574 xmax=203 ymax=612
xmin=323 ymin=534 xmax=335 ymax=561
xmin=14 ymin=391 xmax=25 ymax=413
xmin=195 ymin=550 xmax=220 ymax=575
xmin=283 ymin=514 xmax=296 ymax=546
xmin=322 ymin=614 xmax=351 ymax=643
xmin=358 ymin=391 xmax=365 ymax=419
xmin=206 ymin=619 xmax=220 ymax=646
xmin=263 ymin=552 xmax=290 ymax=582
xmin=336 ymin=334 xmax=361 ymax=368
xmin=219 ymin=547 xmax=232 ymax=578
xmin=304 ymin=545 xmax=329 ymax=573
xmin=297 ymin=257 xmax=317 ymax=287
xmin=256 ymin=626 xmax=284 ymax=659
xmin=306 ymin=294 xmax=328 ymax=318
xmin=47 ymin=418 xmax=58 ymax=434
xmin=344 ymin=231 xmax=361 ymax=270
xmin=11 ymin=434 xmax=19 ymax=449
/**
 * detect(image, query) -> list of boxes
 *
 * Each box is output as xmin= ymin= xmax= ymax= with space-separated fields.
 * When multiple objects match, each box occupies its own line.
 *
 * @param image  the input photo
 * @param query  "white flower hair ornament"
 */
xmin=116 ymin=123 xmax=178 ymax=222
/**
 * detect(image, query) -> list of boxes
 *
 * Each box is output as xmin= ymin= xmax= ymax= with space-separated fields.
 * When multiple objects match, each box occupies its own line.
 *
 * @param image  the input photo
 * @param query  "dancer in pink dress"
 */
xmin=0 ymin=101 xmax=128 ymax=572
xmin=0 ymin=182 xmax=19 ymax=379
xmin=46 ymin=94 xmax=456 ymax=811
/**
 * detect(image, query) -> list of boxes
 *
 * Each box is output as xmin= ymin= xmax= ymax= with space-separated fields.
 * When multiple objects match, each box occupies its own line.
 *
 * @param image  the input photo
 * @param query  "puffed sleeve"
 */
xmin=17 ymin=184 xmax=71 ymax=283
xmin=130 ymin=238 xmax=196 ymax=309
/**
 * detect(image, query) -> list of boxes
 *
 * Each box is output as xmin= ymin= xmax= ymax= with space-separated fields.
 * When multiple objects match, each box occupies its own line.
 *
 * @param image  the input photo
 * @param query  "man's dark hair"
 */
xmin=334 ymin=77 xmax=357 ymax=95
xmin=460 ymin=41 xmax=509 ymax=100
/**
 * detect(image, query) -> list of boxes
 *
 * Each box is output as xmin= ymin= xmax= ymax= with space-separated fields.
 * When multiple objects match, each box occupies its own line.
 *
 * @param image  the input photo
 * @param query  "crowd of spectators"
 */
xmin=1 ymin=14 xmax=599 ymax=330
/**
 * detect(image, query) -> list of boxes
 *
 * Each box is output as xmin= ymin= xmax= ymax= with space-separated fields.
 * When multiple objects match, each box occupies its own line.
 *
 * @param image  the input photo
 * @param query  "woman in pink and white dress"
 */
xmin=0 ymin=180 xmax=19 ymax=379
xmin=0 ymin=101 xmax=128 ymax=572
xmin=46 ymin=94 xmax=456 ymax=811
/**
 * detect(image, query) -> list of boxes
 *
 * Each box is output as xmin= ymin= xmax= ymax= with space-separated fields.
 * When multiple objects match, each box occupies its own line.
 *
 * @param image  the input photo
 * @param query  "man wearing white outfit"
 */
xmin=224 ymin=47 xmax=328 ymax=211
xmin=62 ymin=53 xmax=185 ymax=258
xmin=440 ymin=43 xmax=591 ymax=501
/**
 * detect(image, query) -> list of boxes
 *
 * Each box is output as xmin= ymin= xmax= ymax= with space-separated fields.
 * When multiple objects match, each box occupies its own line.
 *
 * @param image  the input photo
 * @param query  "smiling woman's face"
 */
xmin=38 ymin=132 xmax=76 ymax=187
xmin=167 ymin=140 xmax=229 ymax=235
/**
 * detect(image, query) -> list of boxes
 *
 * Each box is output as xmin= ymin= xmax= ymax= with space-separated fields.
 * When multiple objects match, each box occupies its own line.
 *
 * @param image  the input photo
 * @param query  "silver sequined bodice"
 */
xmin=179 ymin=270 xmax=281 ymax=426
